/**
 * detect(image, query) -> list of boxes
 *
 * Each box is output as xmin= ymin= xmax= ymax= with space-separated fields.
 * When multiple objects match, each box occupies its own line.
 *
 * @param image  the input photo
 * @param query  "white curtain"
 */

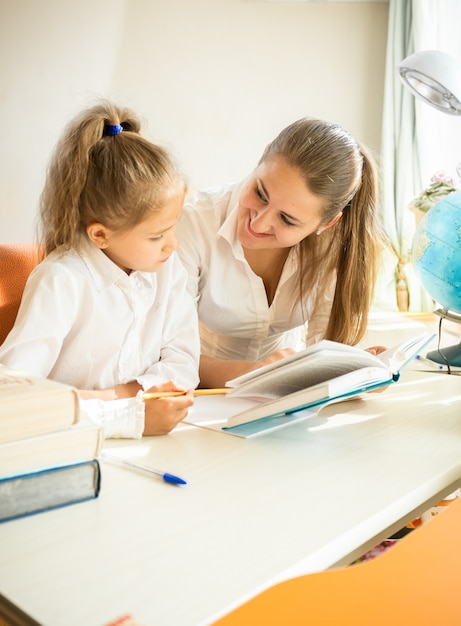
xmin=378 ymin=0 xmax=461 ymax=312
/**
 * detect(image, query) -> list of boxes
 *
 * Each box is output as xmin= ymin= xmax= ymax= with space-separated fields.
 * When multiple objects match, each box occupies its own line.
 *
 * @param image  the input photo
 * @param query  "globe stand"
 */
xmin=425 ymin=308 xmax=461 ymax=368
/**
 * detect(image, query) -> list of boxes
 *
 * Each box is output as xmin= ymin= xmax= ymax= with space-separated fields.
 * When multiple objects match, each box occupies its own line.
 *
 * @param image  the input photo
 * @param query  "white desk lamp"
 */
xmin=398 ymin=50 xmax=461 ymax=369
xmin=398 ymin=49 xmax=461 ymax=115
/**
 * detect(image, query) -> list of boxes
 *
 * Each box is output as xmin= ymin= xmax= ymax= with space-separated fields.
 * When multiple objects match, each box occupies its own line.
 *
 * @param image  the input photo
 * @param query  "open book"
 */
xmin=184 ymin=332 xmax=434 ymax=437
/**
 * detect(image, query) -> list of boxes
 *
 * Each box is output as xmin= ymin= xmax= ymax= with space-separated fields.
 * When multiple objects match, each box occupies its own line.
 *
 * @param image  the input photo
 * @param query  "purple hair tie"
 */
xmin=103 ymin=124 xmax=123 ymax=136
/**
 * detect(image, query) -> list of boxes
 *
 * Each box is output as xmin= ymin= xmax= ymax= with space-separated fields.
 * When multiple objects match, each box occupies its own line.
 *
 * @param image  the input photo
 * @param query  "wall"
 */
xmin=0 ymin=0 xmax=389 ymax=242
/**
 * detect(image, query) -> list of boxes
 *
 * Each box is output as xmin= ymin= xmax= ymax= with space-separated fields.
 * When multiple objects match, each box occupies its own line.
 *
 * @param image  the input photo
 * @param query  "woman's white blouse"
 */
xmin=0 ymin=238 xmax=200 ymax=437
xmin=177 ymin=181 xmax=335 ymax=362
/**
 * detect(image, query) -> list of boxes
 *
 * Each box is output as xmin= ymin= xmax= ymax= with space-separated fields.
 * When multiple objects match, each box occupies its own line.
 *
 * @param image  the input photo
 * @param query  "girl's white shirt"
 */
xmin=0 ymin=237 xmax=200 ymax=438
xmin=176 ymin=181 xmax=335 ymax=362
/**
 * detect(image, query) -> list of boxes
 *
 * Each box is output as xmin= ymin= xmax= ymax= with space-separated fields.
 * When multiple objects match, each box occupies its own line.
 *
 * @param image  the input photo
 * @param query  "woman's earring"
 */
xmin=316 ymin=230 xmax=321 ymax=236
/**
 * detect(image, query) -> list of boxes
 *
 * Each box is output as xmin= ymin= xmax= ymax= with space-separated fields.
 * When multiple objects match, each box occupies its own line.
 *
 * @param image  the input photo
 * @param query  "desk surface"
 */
xmin=1 ymin=361 xmax=461 ymax=626
xmin=214 ymin=497 xmax=461 ymax=626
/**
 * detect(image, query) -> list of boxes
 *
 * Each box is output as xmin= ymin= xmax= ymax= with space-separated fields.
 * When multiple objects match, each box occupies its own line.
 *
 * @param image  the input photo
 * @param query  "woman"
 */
xmin=177 ymin=118 xmax=389 ymax=388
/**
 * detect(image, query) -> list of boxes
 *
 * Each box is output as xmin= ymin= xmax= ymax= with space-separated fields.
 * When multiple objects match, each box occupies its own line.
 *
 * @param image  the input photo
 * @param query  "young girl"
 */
xmin=0 ymin=101 xmax=200 ymax=437
xmin=177 ymin=118 xmax=390 ymax=388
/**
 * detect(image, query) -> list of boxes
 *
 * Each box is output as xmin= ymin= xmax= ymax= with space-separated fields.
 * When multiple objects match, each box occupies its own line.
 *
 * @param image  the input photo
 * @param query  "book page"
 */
xmin=183 ymin=395 xmax=317 ymax=437
xmin=228 ymin=349 xmax=382 ymax=400
xmin=226 ymin=340 xmax=374 ymax=388
xmin=225 ymin=366 xmax=392 ymax=429
xmin=375 ymin=332 xmax=435 ymax=373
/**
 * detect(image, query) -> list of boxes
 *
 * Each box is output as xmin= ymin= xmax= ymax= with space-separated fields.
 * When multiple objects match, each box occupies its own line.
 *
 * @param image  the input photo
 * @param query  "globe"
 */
xmin=411 ymin=189 xmax=461 ymax=313
xmin=411 ymin=189 xmax=461 ymax=366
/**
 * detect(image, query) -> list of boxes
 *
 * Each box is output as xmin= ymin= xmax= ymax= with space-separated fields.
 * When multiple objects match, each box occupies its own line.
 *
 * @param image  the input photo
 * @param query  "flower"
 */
xmin=409 ymin=171 xmax=458 ymax=214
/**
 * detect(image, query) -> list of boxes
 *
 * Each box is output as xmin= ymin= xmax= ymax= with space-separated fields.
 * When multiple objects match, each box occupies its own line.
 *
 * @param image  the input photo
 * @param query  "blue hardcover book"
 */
xmin=0 ymin=459 xmax=101 ymax=523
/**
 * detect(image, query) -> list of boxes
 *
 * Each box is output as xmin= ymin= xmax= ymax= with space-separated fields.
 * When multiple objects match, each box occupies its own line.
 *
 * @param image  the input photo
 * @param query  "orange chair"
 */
xmin=0 ymin=243 xmax=42 ymax=345
xmin=213 ymin=498 xmax=461 ymax=626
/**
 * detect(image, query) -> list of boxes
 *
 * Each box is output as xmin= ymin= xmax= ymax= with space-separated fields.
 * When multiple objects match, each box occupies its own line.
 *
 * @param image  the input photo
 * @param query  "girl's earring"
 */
xmin=316 ymin=230 xmax=321 ymax=236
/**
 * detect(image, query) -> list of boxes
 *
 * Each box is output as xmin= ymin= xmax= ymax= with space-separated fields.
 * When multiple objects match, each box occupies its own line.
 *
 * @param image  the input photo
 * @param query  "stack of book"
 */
xmin=0 ymin=364 xmax=103 ymax=523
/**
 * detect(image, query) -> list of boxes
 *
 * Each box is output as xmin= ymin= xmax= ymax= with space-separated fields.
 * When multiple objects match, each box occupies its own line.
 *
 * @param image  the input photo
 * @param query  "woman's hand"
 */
xmin=363 ymin=345 xmax=389 ymax=393
xmin=199 ymin=348 xmax=296 ymax=389
xmin=143 ymin=380 xmax=194 ymax=436
xmin=364 ymin=345 xmax=388 ymax=356
xmin=255 ymin=348 xmax=296 ymax=368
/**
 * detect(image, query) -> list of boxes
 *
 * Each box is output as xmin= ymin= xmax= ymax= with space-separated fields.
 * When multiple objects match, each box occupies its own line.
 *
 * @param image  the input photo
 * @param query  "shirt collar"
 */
xmin=217 ymin=180 xmax=246 ymax=259
xmin=77 ymin=236 xmax=152 ymax=290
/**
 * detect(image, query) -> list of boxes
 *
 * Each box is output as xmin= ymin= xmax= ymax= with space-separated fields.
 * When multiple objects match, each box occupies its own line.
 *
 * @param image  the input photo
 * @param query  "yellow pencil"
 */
xmin=142 ymin=388 xmax=230 ymax=400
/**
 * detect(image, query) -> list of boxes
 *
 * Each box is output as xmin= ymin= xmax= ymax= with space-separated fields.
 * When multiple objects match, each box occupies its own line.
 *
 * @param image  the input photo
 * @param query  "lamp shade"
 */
xmin=398 ymin=50 xmax=461 ymax=115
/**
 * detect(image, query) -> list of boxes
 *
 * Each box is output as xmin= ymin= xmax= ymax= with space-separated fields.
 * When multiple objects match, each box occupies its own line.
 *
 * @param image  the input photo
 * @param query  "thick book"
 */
xmin=0 ymin=423 xmax=103 ymax=478
xmin=0 ymin=459 xmax=101 ymax=523
xmin=0 ymin=364 xmax=79 ymax=443
xmin=184 ymin=332 xmax=435 ymax=437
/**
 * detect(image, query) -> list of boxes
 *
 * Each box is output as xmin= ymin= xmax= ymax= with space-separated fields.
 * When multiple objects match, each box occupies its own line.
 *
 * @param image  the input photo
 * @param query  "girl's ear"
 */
xmin=318 ymin=211 xmax=343 ymax=234
xmin=86 ymin=223 xmax=110 ymax=249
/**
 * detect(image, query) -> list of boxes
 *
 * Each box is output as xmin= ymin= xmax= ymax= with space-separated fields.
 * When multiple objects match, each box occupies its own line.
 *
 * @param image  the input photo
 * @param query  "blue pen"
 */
xmin=415 ymin=354 xmax=445 ymax=370
xmin=101 ymin=452 xmax=187 ymax=485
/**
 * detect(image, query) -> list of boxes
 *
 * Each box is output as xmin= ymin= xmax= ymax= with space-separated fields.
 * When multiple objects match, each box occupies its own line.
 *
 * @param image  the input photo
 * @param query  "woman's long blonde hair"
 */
xmin=38 ymin=100 xmax=185 ymax=255
xmin=262 ymin=118 xmax=390 ymax=346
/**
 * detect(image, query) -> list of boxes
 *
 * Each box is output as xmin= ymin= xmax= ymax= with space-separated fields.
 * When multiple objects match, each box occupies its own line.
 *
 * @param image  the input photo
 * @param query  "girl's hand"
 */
xmin=142 ymin=380 xmax=195 ymax=436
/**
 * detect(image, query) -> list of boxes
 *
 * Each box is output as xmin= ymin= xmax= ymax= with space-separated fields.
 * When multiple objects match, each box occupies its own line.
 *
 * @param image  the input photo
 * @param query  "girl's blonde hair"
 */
xmin=39 ymin=101 xmax=186 ymax=255
xmin=263 ymin=117 xmax=390 ymax=346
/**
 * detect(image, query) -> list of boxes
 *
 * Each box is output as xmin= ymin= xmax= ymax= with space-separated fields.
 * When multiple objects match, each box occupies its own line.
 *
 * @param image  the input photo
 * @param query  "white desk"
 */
xmin=1 ymin=363 xmax=461 ymax=626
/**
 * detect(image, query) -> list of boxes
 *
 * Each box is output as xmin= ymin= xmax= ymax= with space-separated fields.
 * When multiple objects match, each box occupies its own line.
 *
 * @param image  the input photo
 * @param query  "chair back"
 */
xmin=0 ymin=243 xmax=42 ymax=345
